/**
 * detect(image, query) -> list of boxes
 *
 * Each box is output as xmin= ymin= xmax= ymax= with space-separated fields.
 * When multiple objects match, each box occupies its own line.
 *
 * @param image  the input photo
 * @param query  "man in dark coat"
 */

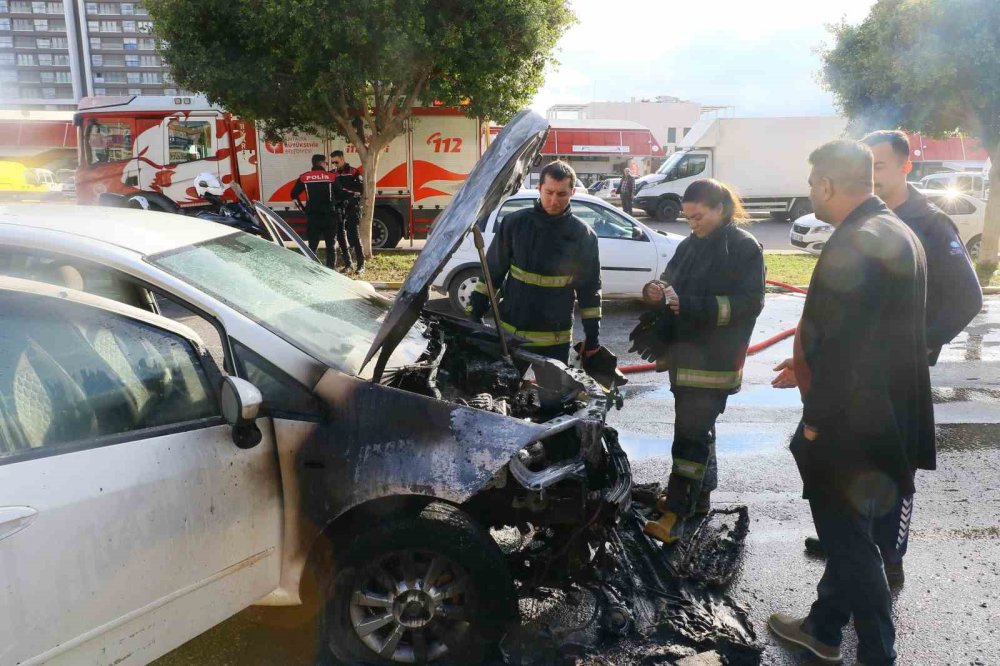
xmin=290 ymin=154 xmax=344 ymax=269
xmin=768 ymin=140 xmax=933 ymax=666
xmin=619 ymin=167 xmax=636 ymax=215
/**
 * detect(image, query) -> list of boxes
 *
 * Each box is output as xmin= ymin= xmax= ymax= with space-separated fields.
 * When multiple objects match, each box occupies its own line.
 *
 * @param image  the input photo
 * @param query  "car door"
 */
xmin=572 ymin=200 xmax=659 ymax=296
xmin=0 ymin=287 xmax=281 ymax=666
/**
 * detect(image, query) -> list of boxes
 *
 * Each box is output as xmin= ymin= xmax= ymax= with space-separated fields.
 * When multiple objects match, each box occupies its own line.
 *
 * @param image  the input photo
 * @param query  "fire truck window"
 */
xmin=85 ymin=121 xmax=134 ymax=165
xmin=168 ymin=120 xmax=212 ymax=164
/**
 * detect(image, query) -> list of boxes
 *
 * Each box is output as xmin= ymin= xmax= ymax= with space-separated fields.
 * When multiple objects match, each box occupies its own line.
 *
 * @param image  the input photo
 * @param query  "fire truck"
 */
xmin=74 ymin=95 xmax=486 ymax=247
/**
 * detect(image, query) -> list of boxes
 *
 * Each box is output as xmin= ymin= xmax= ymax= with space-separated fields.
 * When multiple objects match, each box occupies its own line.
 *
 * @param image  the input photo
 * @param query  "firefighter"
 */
xmin=330 ymin=150 xmax=365 ymax=274
xmin=641 ymin=179 xmax=765 ymax=545
xmin=290 ymin=154 xmax=343 ymax=269
xmin=468 ymin=160 xmax=602 ymax=364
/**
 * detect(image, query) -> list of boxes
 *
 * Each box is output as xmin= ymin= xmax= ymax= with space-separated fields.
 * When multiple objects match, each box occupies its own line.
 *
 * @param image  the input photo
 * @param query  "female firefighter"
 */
xmin=640 ymin=179 xmax=765 ymax=544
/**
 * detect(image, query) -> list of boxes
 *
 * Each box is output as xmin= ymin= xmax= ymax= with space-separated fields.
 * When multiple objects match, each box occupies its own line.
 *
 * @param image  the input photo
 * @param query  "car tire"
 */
xmin=317 ymin=502 xmax=516 ymax=666
xmin=966 ymin=234 xmax=982 ymax=261
xmin=654 ymin=198 xmax=680 ymax=223
xmin=372 ymin=209 xmax=403 ymax=249
xmin=789 ymin=199 xmax=812 ymax=223
xmin=448 ymin=268 xmax=482 ymax=315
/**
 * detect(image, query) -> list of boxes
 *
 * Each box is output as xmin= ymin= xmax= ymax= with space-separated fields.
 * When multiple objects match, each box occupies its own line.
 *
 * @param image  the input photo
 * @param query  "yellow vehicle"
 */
xmin=0 ymin=161 xmax=59 ymax=200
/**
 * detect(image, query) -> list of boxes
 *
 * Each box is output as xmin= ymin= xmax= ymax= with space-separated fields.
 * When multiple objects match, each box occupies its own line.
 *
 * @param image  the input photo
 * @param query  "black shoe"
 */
xmin=805 ymin=536 xmax=826 ymax=557
xmin=884 ymin=561 xmax=904 ymax=587
xmin=354 ymin=265 xmax=365 ymax=276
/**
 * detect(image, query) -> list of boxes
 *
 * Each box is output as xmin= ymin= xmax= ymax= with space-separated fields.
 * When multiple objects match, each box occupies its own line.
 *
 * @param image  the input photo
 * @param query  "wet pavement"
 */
xmin=156 ymin=295 xmax=1000 ymax=666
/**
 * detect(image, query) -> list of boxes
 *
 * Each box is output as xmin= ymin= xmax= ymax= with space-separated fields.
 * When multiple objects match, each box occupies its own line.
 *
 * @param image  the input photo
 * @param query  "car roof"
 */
xmin=0 ymin=275 xmax=204 ymax=344
xmin=0 ymin=203 xmax=234 ymax=256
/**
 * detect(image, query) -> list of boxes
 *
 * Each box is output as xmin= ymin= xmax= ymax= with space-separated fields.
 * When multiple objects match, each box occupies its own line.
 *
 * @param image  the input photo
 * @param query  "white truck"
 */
xmin=633 ymin=116 xmax=848 ymax=222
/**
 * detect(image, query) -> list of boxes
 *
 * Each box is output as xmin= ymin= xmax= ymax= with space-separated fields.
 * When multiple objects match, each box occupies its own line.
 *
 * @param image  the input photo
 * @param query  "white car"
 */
xmin=918 ymin=171 xmax=989 ymax=200
xmin=0 ymin=110 xmax=632 ymax=666
xmin=590 ymin=177 xmax=622 ymax=203
xmin=789 ymin=190 xmax=986 ymax=259
xmin=431 ymin=191 xmax=684 ymax=312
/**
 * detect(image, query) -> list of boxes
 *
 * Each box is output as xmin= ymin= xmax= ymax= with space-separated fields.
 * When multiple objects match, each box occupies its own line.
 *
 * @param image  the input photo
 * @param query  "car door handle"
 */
xmin=0 ymin=506 xmax=38 ymax=542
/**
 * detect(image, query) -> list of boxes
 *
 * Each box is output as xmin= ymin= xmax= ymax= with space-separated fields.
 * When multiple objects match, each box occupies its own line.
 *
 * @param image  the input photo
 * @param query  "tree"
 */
xmin=145 ymin=0 xmax=574 ymax=255
xmin=821 ymin=0 xmax=1000 ymax=280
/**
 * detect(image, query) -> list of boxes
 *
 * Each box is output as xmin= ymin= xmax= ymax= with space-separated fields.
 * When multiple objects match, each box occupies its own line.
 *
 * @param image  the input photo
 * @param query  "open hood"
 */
xmin=363 ymin=110 xmax=550 ymax=379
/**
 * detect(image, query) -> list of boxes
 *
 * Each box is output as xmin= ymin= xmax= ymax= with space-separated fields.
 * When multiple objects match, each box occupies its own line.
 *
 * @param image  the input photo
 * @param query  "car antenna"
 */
xmin=471 ymin=224 xmax=512 ymax=363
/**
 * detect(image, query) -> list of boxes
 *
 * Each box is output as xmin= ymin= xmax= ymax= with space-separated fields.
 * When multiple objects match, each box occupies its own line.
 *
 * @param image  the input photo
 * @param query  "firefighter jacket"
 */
xmin=661 ymin=221 xmax=764 ymax=392
xmin=290 ymin=169 xmax=344 ymax=217
xmin=470 ymin=201 xmax=602 ymax=349
xmin=893 ymin=184 xmax=982 ymax=364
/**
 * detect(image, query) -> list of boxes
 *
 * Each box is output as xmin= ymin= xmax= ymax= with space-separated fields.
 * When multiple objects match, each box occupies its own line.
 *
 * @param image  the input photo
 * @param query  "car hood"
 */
xmin=363 ymin=110 xmax=550 ymax=379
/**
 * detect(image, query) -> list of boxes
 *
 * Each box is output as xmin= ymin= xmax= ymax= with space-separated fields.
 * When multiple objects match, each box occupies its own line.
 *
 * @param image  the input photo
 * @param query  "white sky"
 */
xmin=531 ymin=0 xmax=877 ymax=116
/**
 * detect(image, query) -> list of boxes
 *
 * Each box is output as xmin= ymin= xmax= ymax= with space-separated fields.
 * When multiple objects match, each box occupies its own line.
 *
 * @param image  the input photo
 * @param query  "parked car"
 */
xmin=56 ymin=168 xmax=77 ymax=196
xmin=0 ymin=111 xmax=632 ymax=666
xmin=590 ymin=177 xmax=622 ymax=203
xmin=918 ymin=171 xmax=989 ymax=200
xmin=789 ymin=189 xmax=985 ymax=259
xmin=432 ymin=190 xmax=684 ymax=313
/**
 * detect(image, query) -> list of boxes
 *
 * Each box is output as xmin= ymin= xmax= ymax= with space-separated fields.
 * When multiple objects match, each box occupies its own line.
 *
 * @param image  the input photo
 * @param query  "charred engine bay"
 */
xmin=384 ymin=316 xmax=760 ymax=664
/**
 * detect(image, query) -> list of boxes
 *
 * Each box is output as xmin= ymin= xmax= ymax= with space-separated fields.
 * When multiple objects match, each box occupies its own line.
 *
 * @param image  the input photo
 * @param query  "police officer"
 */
xmin=469 ymin=160 xmax=602 ymax=364
xmin=290 ymin=154 xmax=343 ymax=269
xmin=775 ymin=130 xmax=983 ymax=585
xmin=330 ymin=150 xmax=365 ymax=274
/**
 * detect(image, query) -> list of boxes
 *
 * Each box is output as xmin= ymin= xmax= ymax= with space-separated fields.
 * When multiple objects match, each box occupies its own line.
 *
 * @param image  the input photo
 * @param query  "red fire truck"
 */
xmin=74 ymin=95 xmax=486 ymax=247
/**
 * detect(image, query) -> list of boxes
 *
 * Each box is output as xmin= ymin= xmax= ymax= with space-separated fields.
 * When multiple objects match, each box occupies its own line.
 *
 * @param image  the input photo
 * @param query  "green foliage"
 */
xmin=145 ymin=0 xmax=573 ymax=140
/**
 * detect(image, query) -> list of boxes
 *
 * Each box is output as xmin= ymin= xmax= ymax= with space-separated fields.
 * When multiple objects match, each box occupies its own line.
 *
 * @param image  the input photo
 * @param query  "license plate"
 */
xmin=791 ymin=233 xmax=803 ymax=242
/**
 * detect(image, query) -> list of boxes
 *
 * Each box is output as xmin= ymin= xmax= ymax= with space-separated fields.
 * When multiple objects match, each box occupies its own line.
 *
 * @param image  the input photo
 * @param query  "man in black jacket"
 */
xmin=794 ymin=131 xmax=983 ymax=581
xmin=769 ymin=141 xmax=933 ymax=666
xmin=469 ymin=160 xmax=602 ymax=364
xmin=330 ymin=150 xmax=365 ymax=274
xmin=290 ymin=154 xmax=343 ymax=269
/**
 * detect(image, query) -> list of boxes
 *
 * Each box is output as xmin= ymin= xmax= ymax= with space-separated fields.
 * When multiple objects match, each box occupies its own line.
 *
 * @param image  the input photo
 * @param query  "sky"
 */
xmin=530 ymin=0 xmax=878 ymax=117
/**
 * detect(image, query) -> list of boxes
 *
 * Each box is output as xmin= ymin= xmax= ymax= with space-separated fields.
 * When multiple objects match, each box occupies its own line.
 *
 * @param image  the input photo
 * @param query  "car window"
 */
xmin=674 ymin=154 xmax=707 ymax=180
xmin=167 ymin=119 xmax=213 ymax=164
xmin=85 ymin=119 xmax=133 ymax=165
xmin=928 ymin=195 xmax=976 ymax=216
xmin=574 ymin=201 xmax=638 ymax=240
xmin=921 ymin=178 xmax=946 ymax=190
xmin=0 ymin=249 xmax=148 ymax=308
xmin=491 ymin=199 xmax=535 ymax=233
xmin=0 ymin=291 xmax=219 ymax=462
xmin=232 ymin=339 xmax=323 ymax=419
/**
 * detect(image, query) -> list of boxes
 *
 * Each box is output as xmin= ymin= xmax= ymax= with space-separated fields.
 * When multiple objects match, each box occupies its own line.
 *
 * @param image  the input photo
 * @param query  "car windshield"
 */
xmin=149 ymin=233 xmax=425 ymax=377
xmin=655 ymin=151 xmax=686 ymax=175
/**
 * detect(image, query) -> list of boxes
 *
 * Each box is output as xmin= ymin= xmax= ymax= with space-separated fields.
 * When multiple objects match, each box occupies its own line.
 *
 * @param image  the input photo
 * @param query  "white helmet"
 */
xmin=194 ymin=172 xmax=225 ymax=198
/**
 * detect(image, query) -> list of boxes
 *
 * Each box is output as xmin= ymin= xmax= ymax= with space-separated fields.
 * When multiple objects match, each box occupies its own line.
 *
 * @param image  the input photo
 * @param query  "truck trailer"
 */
xmin=633 ymin=115 xmax=848 ymax=222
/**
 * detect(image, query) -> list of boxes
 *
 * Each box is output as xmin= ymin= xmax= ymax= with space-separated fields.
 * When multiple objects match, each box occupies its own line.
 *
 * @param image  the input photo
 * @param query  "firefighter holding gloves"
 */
xmin=636 ymin=179 xmax=765 ymax=544
xmin=469 ymin=160 xmax=602 ymax=365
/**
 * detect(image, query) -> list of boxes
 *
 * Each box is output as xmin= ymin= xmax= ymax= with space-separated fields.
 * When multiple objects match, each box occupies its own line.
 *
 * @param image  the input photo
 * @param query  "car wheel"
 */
xmin=789 ymin=199 xmax=813 ymax=222
xmin=967 ymin=235 xmax=982 ymax=261
xmin=448 ymin=268 xmax=482 ymax=315
xmin=654 ymin=198 xmax=680 ymax=223
xmin=318 ymin=502 xmax=516 ymax=665
xmin=372 ymin=209 xmax=403 ymax=249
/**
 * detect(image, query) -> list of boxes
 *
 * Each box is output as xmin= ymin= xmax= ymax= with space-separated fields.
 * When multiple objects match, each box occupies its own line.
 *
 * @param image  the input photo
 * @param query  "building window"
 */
xmin=126 ymin=70 xmax=139 ymax=83
xmin=87 ymin=19 xmax=99 ymax=31
xmin=683 ymin=127 xmax=692 ymax=137
xmin=10 ymin=0 xmax=29 ymax=11
xmin=100 ymin=20 xmax=119 ymax=32
xmin=121 ymin=19 xmax=135 ymax=32
xmin=121 ymin=2 xmax=133 ymax=13
xmin=137 ymin=20 xmax=151 ymax=32
xmin=0 ymin=1 xmax=8 ymax=11
xmin=0 ymin=52 xmax=13 ymax=65
xmin=0 ymin=36 xmax=11 ymax=48
xmin=667 ymin=128 xmax=677 ymax=144
xmin=125 ymin=54 xmax=138 ymax=66
xmin=55 ymin=70 xmax=70 ymax=82
xmin=51 ymin=36 xmax=66 ymax=48
xmin=85 ymin=1 xmax=96 ymax=12
xmin=37 ymin=52 xmax=51 ymax=65
xmin=18 ymin=69 xmax=40 ymax=82
xmin=31 ymin=1 xmax=44 ymax=11
xmin=123 ymin=37 xmax=136 ymax=49
xmin=140 ymin=54 xmax=157 ymax=67
xmin=94 ymin=86 xmax=105 ymax=94
xmin=128 ymin=87 xmax=140 ymax=95
xmin=163 ymin=87 xmax=176 ymax=96
xmin=16 ymin=53 xmax=35 ymax=65
xmin=98 ymin=2 xmax=115 ymax=14
xmin=53 ymin=53 xmax=67 ymax=65
xmin=0 ymin=70 xmax=17 ymax=82
xmin=35 ymin=37 xmax=50 ymax=48
xmin=141 ymin=71 xmax=160 ymax=84
xmin=33 ymin=18 xmax=48 ymax=30
xmin=89 ymin=36 xmax=101 ymax=49
xmin=0 ymin=19 xmax=10 ymax=32
xmin=134 ymin=2 xmax=146 ymax=14
xmin=20 ymin=87 xmax=41 ymax=98
xmin=91 ymin=54 xmax=103 ymax=66
xmin=13 ymin=19 xmax=32 ymax=30
xmin=42 ymin=86 xmax=56 ymax=98
xmin=46 ymin=1 xmax=62 ymax=12
xmin=138 ymin=37 xmax=154 ymax=49
xmin=40 ymin=70 xmax=54 ymax=82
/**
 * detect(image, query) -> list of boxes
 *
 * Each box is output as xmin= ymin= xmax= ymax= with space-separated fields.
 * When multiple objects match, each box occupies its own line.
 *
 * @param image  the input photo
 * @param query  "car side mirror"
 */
xmin=220 ymin=376 xmax=263 ymax=449
xmin=632 ymin=226 xmax=647 ymax=241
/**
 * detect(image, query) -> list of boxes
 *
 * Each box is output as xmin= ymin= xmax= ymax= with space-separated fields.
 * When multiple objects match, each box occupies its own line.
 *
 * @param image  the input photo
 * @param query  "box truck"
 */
xmin=74 ymin=95 xmax=485 ymax=247
xmin=633 ymin=116 xmax=848 ymax=222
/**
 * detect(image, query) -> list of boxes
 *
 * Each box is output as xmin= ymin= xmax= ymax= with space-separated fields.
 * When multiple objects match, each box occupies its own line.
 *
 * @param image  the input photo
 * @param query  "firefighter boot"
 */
xmin=643 ymin=510 xmax=683 ymax=545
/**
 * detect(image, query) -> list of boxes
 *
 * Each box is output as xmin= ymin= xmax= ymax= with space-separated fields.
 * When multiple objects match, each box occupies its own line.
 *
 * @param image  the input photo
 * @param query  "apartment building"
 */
xmin=0 ymin=0 xmax=182 ymax=109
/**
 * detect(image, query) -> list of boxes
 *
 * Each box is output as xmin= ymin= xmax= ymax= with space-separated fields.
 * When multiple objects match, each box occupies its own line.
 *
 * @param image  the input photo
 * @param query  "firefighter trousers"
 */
xmin=664 ymin=387 xmax=728 ymax=516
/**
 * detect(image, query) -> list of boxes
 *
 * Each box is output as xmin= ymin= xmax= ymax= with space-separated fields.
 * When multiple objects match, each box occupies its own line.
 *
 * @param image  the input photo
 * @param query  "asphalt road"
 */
xmin=157 ymin=295 xmax=1000 ymax=666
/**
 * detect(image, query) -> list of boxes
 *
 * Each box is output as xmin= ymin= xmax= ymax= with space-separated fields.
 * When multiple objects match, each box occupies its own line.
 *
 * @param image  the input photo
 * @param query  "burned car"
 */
xmin=0 ymin=110 xmax=630 ymax=666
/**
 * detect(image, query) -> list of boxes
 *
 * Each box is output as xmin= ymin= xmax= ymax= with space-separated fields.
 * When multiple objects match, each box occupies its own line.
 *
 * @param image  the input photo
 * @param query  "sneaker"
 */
xmin=643 ymin=510 xmax=683 ymax=544
xmin=884 ymin=561 xmax=904 ymax=587
xmin=767 ymin=613 xmax=843 ymax=663
xmin=805 ymin=536 xmax=826 ymax=557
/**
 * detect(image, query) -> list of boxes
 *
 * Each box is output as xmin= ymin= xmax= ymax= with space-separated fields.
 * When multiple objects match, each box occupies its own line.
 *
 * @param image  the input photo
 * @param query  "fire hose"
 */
xmin=617 ymin=280 xmax=807 ymax=375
